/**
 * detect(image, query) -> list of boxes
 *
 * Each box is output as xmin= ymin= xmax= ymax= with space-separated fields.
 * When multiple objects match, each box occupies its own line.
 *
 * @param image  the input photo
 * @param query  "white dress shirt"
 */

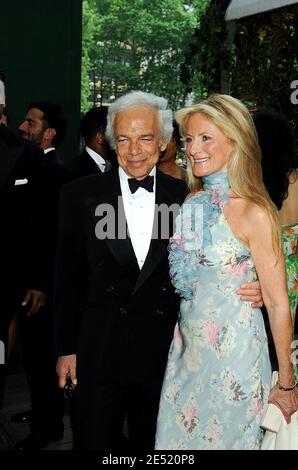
xmin=119 ymin=166 xmax=156 ymax=269
xmin=85 ymin=146 xmax=106 ymax=172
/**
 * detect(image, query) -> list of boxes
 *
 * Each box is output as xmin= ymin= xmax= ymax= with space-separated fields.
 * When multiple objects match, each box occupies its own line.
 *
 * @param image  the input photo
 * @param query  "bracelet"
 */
xmin=278 ymin=382 xmax=297 ymax=391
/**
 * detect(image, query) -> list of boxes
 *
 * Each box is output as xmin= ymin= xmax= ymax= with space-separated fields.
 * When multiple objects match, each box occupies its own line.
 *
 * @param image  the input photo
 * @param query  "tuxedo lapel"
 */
xmin=91 ymin=170 xmax=139 ymax=271
xmin=82 ymin=149 xmax=101 ymax=175
xmin=44 ymin=149 xmax=62 ymax=166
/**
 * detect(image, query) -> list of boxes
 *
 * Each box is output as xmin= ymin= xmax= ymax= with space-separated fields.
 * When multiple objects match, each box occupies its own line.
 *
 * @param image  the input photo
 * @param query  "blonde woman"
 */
xmin=155 ymin=94 xmax=297 ymax=450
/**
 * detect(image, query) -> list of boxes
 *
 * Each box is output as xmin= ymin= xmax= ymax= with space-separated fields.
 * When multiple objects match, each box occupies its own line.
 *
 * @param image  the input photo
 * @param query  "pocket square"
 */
xmin=14 ymin=178 xmax=28 ymax=186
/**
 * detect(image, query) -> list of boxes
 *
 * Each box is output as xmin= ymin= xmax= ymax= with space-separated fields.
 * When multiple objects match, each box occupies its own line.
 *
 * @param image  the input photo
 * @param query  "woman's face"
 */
xmin=185 ymin=113 xmax=233 ymax=177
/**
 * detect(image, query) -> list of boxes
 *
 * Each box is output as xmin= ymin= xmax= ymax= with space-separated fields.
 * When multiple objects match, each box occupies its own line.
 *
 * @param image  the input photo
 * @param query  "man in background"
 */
xmin=0 ymin=79 xmax=47 ymax=412
xmin=158 ymin=120 xmax=186 ymax=180
xmin=67 ymin=106 xmax=116 ymax=179
xmin=12 ymin=102 xmax=69 ymax=449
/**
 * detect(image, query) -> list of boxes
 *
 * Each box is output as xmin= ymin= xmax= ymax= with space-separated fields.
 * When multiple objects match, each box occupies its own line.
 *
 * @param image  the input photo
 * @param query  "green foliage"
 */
xmin=181 ymin=0 xmax=297 ymax=123
xmin=180 ymin=0 xmax=230 ymax=100
xmin=231 ymin=6 xmax=298 ymax=122
xmin=81 ymin=1 xmax=97 ymax=113
xmin=81 ymin=0 xmax=210 ymax=111
xmin=82 ymin=0 xmax=297 ymax=126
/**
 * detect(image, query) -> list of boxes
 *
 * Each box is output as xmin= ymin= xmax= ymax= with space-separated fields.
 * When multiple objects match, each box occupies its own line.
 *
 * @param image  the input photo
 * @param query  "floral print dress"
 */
xmin=282 ymin=223 xmax=298 ymax=321
xmin=155 ymin=172 xmax=271 ymax=450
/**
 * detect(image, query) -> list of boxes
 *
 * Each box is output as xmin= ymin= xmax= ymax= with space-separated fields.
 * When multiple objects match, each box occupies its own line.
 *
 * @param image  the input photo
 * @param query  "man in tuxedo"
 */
xmin=18 ymin=102 xmax=69 ymax=234
xmin=67 ymin=106 xmax=115 ymax=179
xmin=54 ymin=91 xmax=263 ymax=451
xmin=12 ymin=102 xmax=68 ymax=449
xmin=18 ymin=101 xmax=69 ymax=190
xmin=19 ymin=101 xmax=66 ymax=150
xmin=0 ymin=88 xmax=47 ymax=409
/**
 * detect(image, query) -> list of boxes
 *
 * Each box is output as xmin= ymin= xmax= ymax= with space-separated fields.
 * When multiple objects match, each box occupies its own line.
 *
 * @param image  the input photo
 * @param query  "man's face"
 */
xmin=114 ymin=105 xmax=165 ymax=179
xmin=18 ymin=108 xmax=45 ymax=147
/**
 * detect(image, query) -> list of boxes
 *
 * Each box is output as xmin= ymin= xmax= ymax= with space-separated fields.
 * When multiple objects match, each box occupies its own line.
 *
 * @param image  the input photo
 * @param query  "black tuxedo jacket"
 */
xmin=40 ymin=149 xmax=71 ymax=271
xmin=43 ymin=149 xmax=70 ymax=179
xmin=67 ymin=149 xmax=102 ymax=179
xmin=54 ymin=168 xmax=187 ymax=384
xmin=0 ymin=125 xmax=49 ymax=302
xmin=41 ymin=149 xmax=71 ymax=200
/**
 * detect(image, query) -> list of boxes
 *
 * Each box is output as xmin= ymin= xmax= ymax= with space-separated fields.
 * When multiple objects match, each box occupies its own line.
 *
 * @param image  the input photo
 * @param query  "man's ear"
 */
xmin=44 ymin=127 xmax=56 ymax=144
xmin=95 ymin=131 xmax=104 ymax=145
xmin=159 ymin=141 xmax=167 ymax=152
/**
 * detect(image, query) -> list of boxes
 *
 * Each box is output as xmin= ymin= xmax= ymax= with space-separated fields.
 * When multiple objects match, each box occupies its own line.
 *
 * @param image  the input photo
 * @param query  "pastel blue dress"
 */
xmin=155 ymin=172 xmax=271 ymax=450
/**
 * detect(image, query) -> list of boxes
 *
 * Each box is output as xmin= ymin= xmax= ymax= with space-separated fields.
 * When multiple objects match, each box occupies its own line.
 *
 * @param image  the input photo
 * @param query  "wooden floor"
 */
xmin=0 ymin=372 xmax=73 ymax=450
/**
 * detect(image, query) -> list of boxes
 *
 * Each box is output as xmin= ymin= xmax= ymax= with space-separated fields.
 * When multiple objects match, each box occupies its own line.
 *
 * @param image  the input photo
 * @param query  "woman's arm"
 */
xmin=244 ymin=205 xmax=294 ymax=387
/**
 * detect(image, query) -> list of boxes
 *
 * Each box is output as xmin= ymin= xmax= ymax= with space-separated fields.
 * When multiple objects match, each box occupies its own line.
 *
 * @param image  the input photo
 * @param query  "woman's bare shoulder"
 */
xmin=226 ymin=193 xmax=265 ymax=222
xmin=238 ymin=203 xmax=274 ymax=248
xmin=242 ymin=201 xmax=269 ymax=224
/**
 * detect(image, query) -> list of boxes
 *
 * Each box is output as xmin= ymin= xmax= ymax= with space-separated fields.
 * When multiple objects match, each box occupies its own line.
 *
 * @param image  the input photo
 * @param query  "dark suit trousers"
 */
xmin=18 ymin=299 xmax=64 ymax=437
xmin=75 ymin=379 xmax=163 ymax=451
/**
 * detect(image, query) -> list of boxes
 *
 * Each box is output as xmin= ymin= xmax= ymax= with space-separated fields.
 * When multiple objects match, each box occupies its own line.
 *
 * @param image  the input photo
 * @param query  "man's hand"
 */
xmin=236 ymin=281 xmax=263 ymax=308
xmin=21 ymin=289 xmax=46 ymax=315
xmin=268 ymin=385 xmax=298 ymax=424
xmin=56 ymin=354 xmax=77 ymax=389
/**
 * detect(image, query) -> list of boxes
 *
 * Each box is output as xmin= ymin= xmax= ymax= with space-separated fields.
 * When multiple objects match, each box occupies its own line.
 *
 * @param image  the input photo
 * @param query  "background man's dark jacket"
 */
xmin=66 ymin=148 xmax=102 ymax=179
xmin=0 ymin=125 xmax=49 ymax=295
xmin=0 ymin=125 xmax=49 ymax=338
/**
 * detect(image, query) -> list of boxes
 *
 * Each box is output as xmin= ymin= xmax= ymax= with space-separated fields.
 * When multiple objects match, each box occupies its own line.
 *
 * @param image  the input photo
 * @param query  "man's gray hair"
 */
xmin=106 ymin=91 xmax=173 ymax=149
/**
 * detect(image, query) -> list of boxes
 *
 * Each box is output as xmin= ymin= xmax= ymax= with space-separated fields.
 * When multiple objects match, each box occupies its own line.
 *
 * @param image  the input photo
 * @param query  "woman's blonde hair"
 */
xmin=175 ymin=94 xmax=281 ymax=255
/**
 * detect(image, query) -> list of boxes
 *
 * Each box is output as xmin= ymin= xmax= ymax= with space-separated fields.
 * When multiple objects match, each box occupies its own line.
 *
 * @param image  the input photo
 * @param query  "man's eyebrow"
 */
xmin=116 ymin=133 xmax=154 ymax=138
xmin=26 ymin=118 xmax=34 ymax=124
xmin=116 ymin=134 xmax=128 ymax=138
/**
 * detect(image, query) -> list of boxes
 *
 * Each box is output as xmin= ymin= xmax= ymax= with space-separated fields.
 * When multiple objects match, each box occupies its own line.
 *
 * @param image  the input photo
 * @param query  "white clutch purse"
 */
xmin=261 ymin=371 xmax=298 ymax=450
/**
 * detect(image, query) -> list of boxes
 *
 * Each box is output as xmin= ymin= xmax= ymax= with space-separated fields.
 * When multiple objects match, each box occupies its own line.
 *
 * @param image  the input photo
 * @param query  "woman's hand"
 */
xmin=268 ymin=384 xmax=298 ymax=424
